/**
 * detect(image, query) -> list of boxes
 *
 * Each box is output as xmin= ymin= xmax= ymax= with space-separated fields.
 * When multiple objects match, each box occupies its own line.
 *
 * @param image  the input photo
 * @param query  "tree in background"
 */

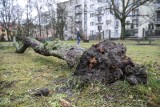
xmin=11 ymin=3 xmax=24 ymax=39
xmin=107 ymin=0 xmax=153 ymax=39
xmin=25 ymin=0 xmax=33 ymax=37
xmin=0 ymin=0 xmax=21 ymax=41
xmin=32 ymin=0 xmax=57 ymax=39
xmin=45 ymin=0 xmax=56 ymax=38
xmin=56 ymin=3 xmax=67 ymax=40
xmin=33 ymin=0 xmax=44 ymax=38
xmin=41 ymin=11 xmax=50 ymax=38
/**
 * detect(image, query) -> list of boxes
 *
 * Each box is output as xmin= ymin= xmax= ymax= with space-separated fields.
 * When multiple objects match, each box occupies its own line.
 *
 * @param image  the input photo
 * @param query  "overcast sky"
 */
xmin=17 ymin=0 xmax=69 ymax=19
xmin=17 ymin=0 xmax=69 ymax=8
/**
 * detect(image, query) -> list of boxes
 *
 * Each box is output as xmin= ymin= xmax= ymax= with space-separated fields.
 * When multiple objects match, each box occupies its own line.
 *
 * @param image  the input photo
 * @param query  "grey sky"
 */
xmin=17 ymin=0 xmax=68 ymax=19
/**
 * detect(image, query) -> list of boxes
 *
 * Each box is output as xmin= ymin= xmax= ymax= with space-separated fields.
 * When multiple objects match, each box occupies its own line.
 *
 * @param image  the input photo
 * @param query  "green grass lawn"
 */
xmin=0 ymin=40 xmax=160 ymax=107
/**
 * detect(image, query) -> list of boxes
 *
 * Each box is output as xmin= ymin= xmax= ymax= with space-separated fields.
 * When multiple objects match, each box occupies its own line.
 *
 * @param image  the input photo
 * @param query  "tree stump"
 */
xmin=74 ymin=40 xmax=147 ymax=85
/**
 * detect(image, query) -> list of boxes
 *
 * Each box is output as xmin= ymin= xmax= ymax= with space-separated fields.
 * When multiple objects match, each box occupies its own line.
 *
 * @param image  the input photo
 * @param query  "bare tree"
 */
xmin=107 ymin=0 xmax=153 ymax=39
xmin=56 ymin=3 xmax=67 ymax=40
xmin=13 ymin=3 xmax=24 ymax=37
xmin=33 ymin=0 xmax=45 ymax=38
xmin=45 ymin=0 xmax=56 ymax=37
xmin=0 ymin=0 xmax=20 ymax=41
xmin=41 ymin=11 xmax=50 ymax=38
xmin=25 ymin=0 xmax=33 ymax=37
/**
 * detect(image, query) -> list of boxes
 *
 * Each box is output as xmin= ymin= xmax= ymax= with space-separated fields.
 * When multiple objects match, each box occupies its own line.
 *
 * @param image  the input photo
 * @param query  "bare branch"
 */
xmin=126 ymin=0 xmax=153 ymax=16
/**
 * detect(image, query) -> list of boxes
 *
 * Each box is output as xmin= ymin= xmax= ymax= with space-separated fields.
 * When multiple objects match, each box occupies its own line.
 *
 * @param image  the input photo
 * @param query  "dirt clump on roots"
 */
xmin=73 ymin=40 xmax=147 ymax=86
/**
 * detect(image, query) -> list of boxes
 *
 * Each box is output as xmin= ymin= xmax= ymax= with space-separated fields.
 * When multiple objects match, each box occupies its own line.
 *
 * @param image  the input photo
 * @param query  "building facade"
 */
xmin=59 ymin=0 xmax=160 ymax=40
xmin=59 ymin=0 xmax=121 ymax=40
xmin=125 ymin=0 xmax=160 ymax=38
xmin=154 ymin=0 xmax=160 ymax=36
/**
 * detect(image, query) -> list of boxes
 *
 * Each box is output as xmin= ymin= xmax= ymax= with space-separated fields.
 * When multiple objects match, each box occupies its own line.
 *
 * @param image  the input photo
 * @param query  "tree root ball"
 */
xmin=74 ymin=40 xmax=147 ymax=85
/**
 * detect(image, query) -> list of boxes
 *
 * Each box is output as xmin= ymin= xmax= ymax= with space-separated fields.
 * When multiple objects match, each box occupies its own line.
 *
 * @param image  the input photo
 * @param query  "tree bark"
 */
xmin=120 ymin=19 xmax=126 ymax=40
xmin=6 ymin=29 xmax=11 ymax=41
xmin=13 ymin=36 xmax=85 ymax=68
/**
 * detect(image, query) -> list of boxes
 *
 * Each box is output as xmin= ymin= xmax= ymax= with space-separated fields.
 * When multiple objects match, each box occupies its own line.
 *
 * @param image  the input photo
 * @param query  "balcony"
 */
xmin=75 ymin=4 xmax=81 ymax=7
xmin=96 ymin=20 xmax=103 ymax=25
xmin=155 ymin=20 xmax=160 ymax=25
xmin=75 ymin=10 xmax=82 ymax=14
xmin=95 ymin=11 xmax=104 ymax=16
xmin=131 ymin=14 xmax=139 ymax=19
xmin=75 ymin=19 xmax=82 ymax=23
xmin=84 ymin=8 xmax=87 ymax=12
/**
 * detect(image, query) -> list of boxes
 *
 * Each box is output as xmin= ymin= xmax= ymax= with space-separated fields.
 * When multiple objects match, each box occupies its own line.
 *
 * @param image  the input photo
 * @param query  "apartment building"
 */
xmin=59 ymin=0 xmax=159 ymax=40
xmin=154 ymin=0 xmax=160 ymax=36
xmin=59 ymin=0 xmax=120 ymax=40
xmin=86 ymin=0 xmax=120 ymax=40
xmin=125 ymin=0 xmax=160 ymax=38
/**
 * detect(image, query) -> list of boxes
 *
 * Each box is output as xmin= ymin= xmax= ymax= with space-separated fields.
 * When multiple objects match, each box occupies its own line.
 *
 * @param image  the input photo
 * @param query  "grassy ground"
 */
xmin=0 ymin=40 xmax=160 ymax=107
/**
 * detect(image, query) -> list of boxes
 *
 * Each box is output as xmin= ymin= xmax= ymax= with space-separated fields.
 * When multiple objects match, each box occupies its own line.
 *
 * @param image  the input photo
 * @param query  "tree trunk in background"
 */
xmin=60 ymin=31 xmax=64 ymax=40
xmin=120 ymin=19 xmax=126 ymax=40
xmin=6 ymin=29 xmax=12 ymax=41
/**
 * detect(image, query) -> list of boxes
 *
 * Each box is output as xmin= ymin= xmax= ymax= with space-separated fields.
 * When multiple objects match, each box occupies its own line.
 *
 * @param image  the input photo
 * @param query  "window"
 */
xmin=132 ymin=9 xmax=139 ymax=16
xmin=106 ymin=20 xmax=111 ymax=25
xmin=126 ymin=21 xmax=130 ymax=25
xmin=98 ymin=25 xmax=102 ymax=31
xmin=84 ymin=4 xmax=87 ymax=11
xmin=98 ymin=0 xmax=102 ymax=2
xmin=84 ymin=21 xmax=87 ymax=30
xmin=90 ymin=13 xmax=94 ymax=17
xmin=97 ymin=16 xmax=102 ymax=22
xmin=84 ymin=13 xmax=87 ymax=20
xmin=115 ymin=30 xmax=118 ymax=33
xmin=75 ymin=6 xmax=82 ymax=13
xmin=126 ymin=21 xmax=130 ymax=29
xmin=75 ymin=14 xmax=82 ymax=21
xmin=90 ymin=30 xmax=94 ymax=35
xmin=132 ymin=19 xmax=139 ymax=27
xmin=90 ymin=22 xmax=94 ymax=26
xmin=90 ymin=4 xmax=94 ymax=9
xmin=97 ymin=7 xmax=103 ymax=13
xmin=106 ymin=29 xmax=110 ymax=36
xmin=115 ymin=21 xmax=119 ymax=27
xmin=132 ymin=19 xmax=138 ymax=24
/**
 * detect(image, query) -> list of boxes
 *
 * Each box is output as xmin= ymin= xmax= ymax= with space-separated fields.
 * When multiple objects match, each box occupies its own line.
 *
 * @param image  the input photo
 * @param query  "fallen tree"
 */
xmin=13 ymin=37 xmax=147 ymax=85
xmin=13 ymin=36 xmax=85 ymax=68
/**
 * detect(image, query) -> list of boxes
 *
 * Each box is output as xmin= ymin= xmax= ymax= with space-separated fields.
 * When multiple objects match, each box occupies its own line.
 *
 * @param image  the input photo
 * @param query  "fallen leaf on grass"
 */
xmin=60 ymin=98 xmax=72 ymax=107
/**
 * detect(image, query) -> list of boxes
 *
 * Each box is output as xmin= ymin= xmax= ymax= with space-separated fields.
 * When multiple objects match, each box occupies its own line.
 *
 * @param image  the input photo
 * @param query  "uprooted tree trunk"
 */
xmin=13 ymin=37 xmax=147 ymax=85
xmin=73 ymin=40 xmax=147 ymax=86
xmin=13 ymin=36 xmax=85 ymax=68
